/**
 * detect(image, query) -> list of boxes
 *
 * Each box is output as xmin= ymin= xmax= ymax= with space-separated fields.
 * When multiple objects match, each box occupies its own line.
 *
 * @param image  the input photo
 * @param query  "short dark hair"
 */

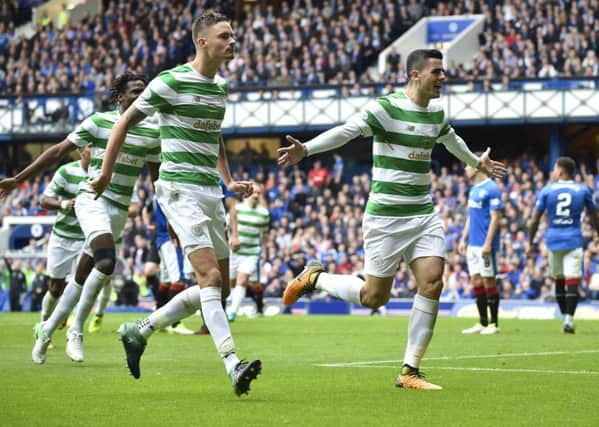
xmin=192 ymin=10 xmax=229 ymax=46
xmin=556 ymin=156 xmax=576 ymax=178
xmin=110 ymin=72 xmax=147 ymax=104
xmin=406 ymin=49 xmax=443 ymax=77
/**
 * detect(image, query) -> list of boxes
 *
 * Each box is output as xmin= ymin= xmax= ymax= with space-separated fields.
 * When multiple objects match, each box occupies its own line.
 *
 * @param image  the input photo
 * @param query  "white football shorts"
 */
xmin=363 ymin=212 xmax=447 ymax=277
xmin=548 ymin=247 xmax=583 ymax=279
xmin=159 ymin=240 xmax=182 ymax=283
xmin=46 ymin=232 xmax=85 ymax=279
xmin=155 ymin=180 xmax=228 ymax=260
xmin=75 ymin=185 xmax=128 ymax=256
xmin=466 ymin=246 xmax=498 ymax=278
xmin=229 ymin=251 xmax=259 ymax=282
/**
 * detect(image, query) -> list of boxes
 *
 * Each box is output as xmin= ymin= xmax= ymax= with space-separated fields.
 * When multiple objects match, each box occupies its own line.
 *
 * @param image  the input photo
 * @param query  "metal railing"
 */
xmin=1 ymin=80 xmax=598 ymax=137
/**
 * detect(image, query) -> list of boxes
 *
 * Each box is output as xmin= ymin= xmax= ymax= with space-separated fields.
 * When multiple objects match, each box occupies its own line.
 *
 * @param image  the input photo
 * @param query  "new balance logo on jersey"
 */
xmin=408 ymin=151 xmax=431 ymax=161
xmin=195 ymin=96 xmax=225 ymax=107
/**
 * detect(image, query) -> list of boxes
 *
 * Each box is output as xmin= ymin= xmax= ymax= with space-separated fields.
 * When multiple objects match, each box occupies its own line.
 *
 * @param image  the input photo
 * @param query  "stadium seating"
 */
xmin=1 ymin=1 xmax=597 ymax=98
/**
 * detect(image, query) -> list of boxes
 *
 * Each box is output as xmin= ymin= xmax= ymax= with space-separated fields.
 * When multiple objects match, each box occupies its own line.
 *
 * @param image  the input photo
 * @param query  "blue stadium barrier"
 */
xmin=2 ymin=293 xmax=598 ymax=320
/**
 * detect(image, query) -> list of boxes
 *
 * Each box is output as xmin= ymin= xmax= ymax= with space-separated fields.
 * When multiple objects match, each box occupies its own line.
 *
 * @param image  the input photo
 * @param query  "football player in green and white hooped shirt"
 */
xmin=278 ymin=49 xmax=507 ymax=391
xmin=227 ymin=183 xmax=270 ymax=321
xmin=92 ymin=10 xmax=262 ymax=396
xmin=39 ymin=146 xmax=133 ymax=334
xmin=38 ymin=144 xmax=91 ymax=323
xmin=0 ymin=72 xmax=161 ymax=365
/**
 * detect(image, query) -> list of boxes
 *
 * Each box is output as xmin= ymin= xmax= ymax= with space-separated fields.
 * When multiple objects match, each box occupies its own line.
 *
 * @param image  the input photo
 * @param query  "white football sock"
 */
xmin=43 ymin=280 xmax=82 ymax=337
xmin=71 ymin=268 xmax=109 ymax=334
xmin=200 ymin=287 xmax=239 ymax=374
xmin=564 ymin=314 xmax=573 ymax=326
xmin=95 ymin=280 xmax=112 ymax=316
xmin=229 ymin=285 xmax=246 ymax=315
xmin=41 ymin=291 xmax=58 ymax=321
xmin=315 ymin=273 xmax=364 ymax=304
xmin=403 ymin=294 xmax=439 ymax=369
xmin=138 ymin=286 xmax=202 ymax=339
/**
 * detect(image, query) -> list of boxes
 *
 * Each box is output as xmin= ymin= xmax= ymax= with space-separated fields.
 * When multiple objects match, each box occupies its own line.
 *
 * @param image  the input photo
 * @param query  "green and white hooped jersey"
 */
xmin=134 ymin=64 xmax=227 ymax=191
xmin=236 ymin=202 xmax=269 ymax=256
xmin=360 ymin=91 xmax=452 ymax=218
xmin=68 ymin=110 xmax=161 ymax=211
xmin=43 ymin=160 xmax=87 ymax=241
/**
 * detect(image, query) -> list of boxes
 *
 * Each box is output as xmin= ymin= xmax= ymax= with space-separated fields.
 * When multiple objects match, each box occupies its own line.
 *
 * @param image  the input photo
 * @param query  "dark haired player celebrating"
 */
xmin=278 ymin=49 xmax=506 ymax=390
xmin=92 ymin=10 xmax=261 ymax=396
xmin=0 ymin=72 xmax=160 ymax=364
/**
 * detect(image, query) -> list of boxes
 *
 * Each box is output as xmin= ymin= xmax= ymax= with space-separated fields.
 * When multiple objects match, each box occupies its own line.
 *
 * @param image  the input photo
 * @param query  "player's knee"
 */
xmin=48 ymin=280 xmax=66 ymax=298
xmin=93 ymin=247 xmax=116 ymax=275
xmin=198 ymin=267 xmax=222 ymax=288
xmin=421 ymin=278 xmax=444 ymax=299
xmin=361 ymin=288 xmax=390 ymax=308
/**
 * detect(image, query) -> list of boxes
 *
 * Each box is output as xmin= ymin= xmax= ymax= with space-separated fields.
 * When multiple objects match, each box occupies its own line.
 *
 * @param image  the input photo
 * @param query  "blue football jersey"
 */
xmin=467 ymin=179 xmax=504 ymax=249
xmin=153 ymin=196 xmax=170 ymax=249
xmin=535 ymin=180 xmax=596 ymax=251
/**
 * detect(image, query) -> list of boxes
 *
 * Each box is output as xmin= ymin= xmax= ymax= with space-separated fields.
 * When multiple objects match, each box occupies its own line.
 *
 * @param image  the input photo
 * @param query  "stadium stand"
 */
xmin=2 ymin=0 xmax=597 ymax=99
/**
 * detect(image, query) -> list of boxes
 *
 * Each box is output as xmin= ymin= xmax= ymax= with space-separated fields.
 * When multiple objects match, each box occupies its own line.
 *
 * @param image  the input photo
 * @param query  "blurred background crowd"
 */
xmin=1 ymin=0 xmax=598 ymax=99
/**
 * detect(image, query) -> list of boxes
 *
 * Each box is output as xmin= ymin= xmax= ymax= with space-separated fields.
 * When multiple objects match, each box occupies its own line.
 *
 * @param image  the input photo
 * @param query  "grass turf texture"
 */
xmin=1 ymin=314 xmax=597 ymax=426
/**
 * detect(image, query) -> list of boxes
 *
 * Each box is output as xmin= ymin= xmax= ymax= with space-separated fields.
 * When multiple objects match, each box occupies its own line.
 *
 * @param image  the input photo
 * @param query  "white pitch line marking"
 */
xmin=424 ymin=366 xmax=599 ymax=376
xmin=317 ymin=365 xmax=599 ymax=375
xmin=314 ymin=349 xmax=599 ymax=367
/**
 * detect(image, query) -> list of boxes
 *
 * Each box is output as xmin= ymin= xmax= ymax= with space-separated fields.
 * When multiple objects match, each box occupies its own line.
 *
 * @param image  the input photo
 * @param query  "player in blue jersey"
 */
xmin=151 ymin=196 xmax=196 ymax=335
xmin=527 ymin=157 xmax=599 ymax=334
xmin=459 ymin=160 xmax=504 ymax=335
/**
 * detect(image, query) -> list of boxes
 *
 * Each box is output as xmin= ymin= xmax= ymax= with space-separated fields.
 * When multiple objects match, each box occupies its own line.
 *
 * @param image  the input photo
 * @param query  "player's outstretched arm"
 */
xmin=0 ymin=139 xmax=77 ymax=198
xmin=477 ymin=147 xmax=507 ymax=180
xmin=91 ymin=106 xmax=147 ymax=198
xmin=440 ymin=130 xmax=507 ymax=180
xmin=277 ymin=135 xmax=308 ymax=167
xmin=278 ymin=120 xmax=366 ymax=168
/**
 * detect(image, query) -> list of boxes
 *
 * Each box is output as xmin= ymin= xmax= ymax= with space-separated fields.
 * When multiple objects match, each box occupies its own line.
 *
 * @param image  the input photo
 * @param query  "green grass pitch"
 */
xmin=1 ymin=313 xmax=597 ymax=426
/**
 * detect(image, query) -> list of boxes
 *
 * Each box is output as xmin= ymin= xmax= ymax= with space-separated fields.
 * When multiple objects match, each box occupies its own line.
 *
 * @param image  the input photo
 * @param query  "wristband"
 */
xmin=61 ymin=200 xmax=70 ymax=210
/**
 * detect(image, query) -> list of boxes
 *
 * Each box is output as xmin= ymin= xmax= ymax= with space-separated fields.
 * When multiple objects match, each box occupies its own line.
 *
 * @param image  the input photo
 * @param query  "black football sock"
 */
xmin=555 ymin=279 xmax=566 ymax=314
xmin=168 ymin=282 xmax=186 ymax=327
xmin=564 ymin=280 xmax=579 ymax=316
xmin=155 ymin=283 xmax=170 ymax=309
xmin=474 ymin=286 xmax=488 ymax=326
xmin=486 ymin=286 xmax=499 ymax=326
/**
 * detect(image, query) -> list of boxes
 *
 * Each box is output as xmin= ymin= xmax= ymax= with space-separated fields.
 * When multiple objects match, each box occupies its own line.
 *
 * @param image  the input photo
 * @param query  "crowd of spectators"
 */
xmin=2 ymin=0 xmax=598 ymax=101
xmin=383 ymin=0 xmax=599 ymax=87
xmin=3 ymin=148 xmax=599 ymax=312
